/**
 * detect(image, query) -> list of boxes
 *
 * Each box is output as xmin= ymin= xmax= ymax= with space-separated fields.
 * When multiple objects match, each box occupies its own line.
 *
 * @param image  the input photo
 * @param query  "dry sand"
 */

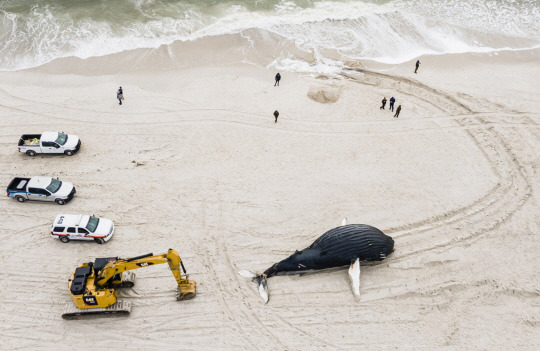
xmin=0 ymin=48 xmax=539 ymax=350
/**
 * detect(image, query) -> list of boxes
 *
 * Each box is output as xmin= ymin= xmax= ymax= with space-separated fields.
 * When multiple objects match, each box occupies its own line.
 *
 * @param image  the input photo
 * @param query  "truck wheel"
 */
xmin=55 ymin=199 xmax=66 ymax=205
xmin=94 ymin=238 xmax=105 ymax=245
xmin=60 ymin=236 xmax=69 ymax=243
xmin=16 ymin=196 xmax=25 ymax=203
xmin=65 ymin=150 xmax=74 ymax=156
xmin=27 ymin=150 xmax=36 ymax=156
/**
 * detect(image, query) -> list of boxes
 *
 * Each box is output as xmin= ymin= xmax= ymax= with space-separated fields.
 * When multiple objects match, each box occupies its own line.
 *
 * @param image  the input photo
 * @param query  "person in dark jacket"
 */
xmin=394 ymin=105 xmax=402 ymax=118
xmin=274 ymin=73 xmax=281 ymax=86
xmin=117 ymin=86 xmax=124 ymax=105
xmin=389 ymin=96 xmax=395 ymax=112
xmin=415 ymin=60 xmax=420 ymax=73
xmin=380 ymin=97 xmax=387 ymax=110
xmin=274 ymin=110 xmax=279 ymax=123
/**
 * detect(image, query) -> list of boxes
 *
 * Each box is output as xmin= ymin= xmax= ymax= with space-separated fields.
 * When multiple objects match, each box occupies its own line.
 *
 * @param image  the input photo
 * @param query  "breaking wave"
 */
xmin=0 ymin=0 xmax=539 ymax=71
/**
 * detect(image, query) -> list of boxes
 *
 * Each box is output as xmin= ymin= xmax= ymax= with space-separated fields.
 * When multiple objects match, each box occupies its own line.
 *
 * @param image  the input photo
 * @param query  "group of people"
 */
xmin=377 ymin=60 xmax=421 ymax=117
xmin=275 ymin=70 xmax=407 ymax=122
xmin=115 ymin=61 xmax=421 ymax=121
xmin=380 ymin=96 xmax=401 ymax=118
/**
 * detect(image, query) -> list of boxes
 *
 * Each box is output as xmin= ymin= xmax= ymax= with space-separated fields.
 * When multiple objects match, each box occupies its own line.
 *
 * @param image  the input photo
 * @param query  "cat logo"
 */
xmin=136 ymin=262 xmax=154 ymax=267
xmin=83 ymin=296 xmax=98 ymax=305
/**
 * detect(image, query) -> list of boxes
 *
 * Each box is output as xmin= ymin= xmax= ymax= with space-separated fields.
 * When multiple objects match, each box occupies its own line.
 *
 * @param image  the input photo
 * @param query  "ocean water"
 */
xmin=0 ymin=0 xmax=539 ymax=71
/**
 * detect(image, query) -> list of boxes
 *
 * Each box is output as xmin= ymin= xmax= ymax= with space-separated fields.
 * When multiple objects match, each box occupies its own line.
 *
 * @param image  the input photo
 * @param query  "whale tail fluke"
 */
xmin=341 ymin=217 xmax=348 ymax=226
xmin=238 ymin=270 xmax=257 ymax=279
xmin=257 ymin=275 xmax=269 ymax=304
xmin=237 ymin=270 xmax=269 ymax=303
xmin=348 ymin=258 xmax=361 ymax=299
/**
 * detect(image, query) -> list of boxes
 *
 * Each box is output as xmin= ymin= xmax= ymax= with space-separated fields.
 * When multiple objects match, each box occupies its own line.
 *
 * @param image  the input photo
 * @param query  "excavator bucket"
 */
xmin=177 ymin=280 xmax=197 ymax=301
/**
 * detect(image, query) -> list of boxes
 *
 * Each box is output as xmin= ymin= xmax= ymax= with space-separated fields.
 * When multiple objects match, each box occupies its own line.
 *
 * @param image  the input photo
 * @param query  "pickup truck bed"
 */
xmin=7 ymin=177 xmax=31 ymax=192
xmin=18 ymin=134 xmax=41 ymax=146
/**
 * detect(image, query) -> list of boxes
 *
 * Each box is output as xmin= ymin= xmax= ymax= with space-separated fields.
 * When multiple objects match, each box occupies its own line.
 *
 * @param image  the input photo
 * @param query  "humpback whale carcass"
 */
xmin=238 ymin=219 xmax=394 ymax=303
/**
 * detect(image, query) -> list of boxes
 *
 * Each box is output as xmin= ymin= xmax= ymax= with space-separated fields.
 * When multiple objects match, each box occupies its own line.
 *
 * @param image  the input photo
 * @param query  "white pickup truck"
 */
xmin=18 ymin=132 xmax=81 ymax=156
xmin=51 ymin=214 xmax=115 ymax=244
xmin=6 ymin=176 xmax=76 ymax=205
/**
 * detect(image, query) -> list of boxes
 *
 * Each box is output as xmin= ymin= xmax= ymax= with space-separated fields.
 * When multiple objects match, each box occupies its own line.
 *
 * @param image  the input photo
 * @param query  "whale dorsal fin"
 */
xmin=341 ymin=218 xmax=348 ymax=226
xmin=348 ymin=258 xmax=361 ymax=298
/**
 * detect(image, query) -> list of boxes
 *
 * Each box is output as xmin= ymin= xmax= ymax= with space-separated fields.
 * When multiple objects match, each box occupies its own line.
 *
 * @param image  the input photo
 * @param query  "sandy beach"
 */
xmin=1 ymin=46 xmax=539 ymax=350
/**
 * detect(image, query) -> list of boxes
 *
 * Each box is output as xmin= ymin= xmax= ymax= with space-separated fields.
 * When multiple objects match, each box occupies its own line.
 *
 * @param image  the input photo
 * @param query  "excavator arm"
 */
xmin=95 ymin=248 xmax=196 ymax=300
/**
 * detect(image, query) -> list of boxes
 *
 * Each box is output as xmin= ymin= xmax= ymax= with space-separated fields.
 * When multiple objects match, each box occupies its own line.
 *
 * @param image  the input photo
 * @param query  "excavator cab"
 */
xmin=93 ymin=257 xmax=116 ymax=273
xmin=92 ymin=257 xmax=131 ymax=287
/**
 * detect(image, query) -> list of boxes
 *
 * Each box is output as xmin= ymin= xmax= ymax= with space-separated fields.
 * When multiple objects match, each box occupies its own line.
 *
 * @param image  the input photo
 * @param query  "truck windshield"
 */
xmin=86 ymin=216 xmax=100 ymax=233
xmin=46 ymin=178 xmax=62 ymax=193
xmin=55 ymin=132 xmax=68 ymax=145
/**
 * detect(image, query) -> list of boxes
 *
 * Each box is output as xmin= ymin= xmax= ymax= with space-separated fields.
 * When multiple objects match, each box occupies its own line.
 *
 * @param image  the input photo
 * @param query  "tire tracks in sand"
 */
xmin=340 ymin=68 xmax=533 ymax=260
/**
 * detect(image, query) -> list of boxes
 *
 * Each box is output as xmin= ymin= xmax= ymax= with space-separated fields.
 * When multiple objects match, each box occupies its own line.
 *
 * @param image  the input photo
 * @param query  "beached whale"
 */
xmin=239 ymin=219 xmax=394 ymax=303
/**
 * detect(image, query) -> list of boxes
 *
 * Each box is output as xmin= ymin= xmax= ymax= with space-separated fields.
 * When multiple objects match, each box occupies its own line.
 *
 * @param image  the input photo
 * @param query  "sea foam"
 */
xmin=0 ymin=0 xmax=538 ymax=71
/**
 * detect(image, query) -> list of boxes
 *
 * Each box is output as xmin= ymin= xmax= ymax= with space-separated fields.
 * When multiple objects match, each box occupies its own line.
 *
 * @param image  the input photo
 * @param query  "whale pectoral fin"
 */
xmin=341 ymin=218 xmax=348 ymax=226
xmin=348 ymin=258 xmax=361 ymax=298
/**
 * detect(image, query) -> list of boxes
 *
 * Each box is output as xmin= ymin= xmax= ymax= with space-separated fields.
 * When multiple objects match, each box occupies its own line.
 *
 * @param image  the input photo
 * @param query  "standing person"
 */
xmin=274 ymin=73 xmax=281 ymax=86
xmin=273 ymin=110 xmax=279 ymax=123
xmin=414 ymin=60 xmax=420 ymax=73
xmin=394 ymin=105 xmax=402 ymax=118
xmin=389 ymin=96 xmax=395 ymax=112
xmin=117 ymin=86 xmax=124 ymax=105
xmin=380 ymin=97 xmax=387 ymax=110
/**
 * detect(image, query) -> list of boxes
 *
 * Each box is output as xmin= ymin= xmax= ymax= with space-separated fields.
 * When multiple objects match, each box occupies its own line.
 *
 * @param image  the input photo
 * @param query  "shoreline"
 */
xmin=0 ymin=28 xmax=535 ymax=75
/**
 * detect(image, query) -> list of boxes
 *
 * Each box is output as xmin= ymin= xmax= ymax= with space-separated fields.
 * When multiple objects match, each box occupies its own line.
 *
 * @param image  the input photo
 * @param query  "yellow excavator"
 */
xmin=62 ymin=248 xmax=196 ymax=320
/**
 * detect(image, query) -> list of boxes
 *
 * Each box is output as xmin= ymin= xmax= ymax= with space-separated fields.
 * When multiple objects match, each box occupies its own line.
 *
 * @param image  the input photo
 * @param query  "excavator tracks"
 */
xmin=61 ymin=300 xmax=132 ymax=320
